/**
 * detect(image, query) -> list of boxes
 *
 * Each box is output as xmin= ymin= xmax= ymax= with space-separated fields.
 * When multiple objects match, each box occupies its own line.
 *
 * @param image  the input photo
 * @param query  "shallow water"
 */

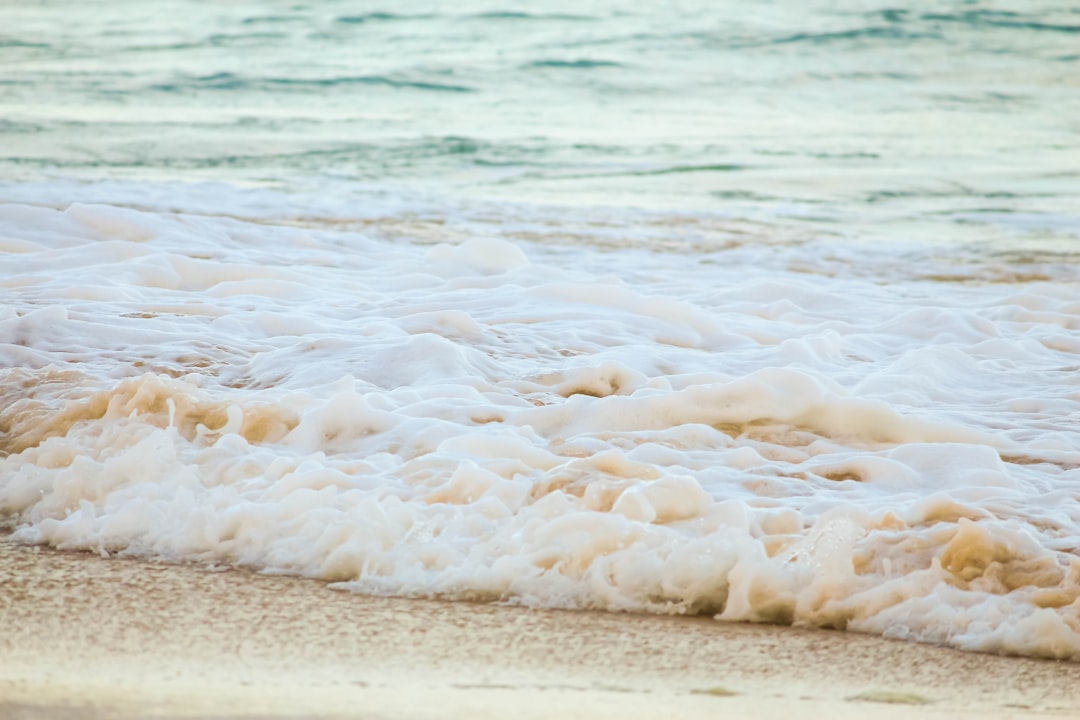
xmin=1 ymin=1 xmax=1079 ymax=660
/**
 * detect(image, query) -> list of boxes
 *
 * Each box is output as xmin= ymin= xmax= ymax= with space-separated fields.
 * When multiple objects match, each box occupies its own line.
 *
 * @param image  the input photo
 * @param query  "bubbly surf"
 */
xmin=2 ymin=0 xmax=1079 ymax=661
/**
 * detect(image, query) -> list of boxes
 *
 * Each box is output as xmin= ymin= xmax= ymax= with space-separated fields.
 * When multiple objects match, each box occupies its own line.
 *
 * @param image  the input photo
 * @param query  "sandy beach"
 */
xmin=1 ymin=539 xmax=1077 ymax=720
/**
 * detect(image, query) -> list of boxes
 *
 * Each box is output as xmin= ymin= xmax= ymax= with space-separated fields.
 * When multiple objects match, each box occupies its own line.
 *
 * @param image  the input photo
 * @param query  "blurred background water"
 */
xmin=2 ymin=0 xmax=1078 ymax=249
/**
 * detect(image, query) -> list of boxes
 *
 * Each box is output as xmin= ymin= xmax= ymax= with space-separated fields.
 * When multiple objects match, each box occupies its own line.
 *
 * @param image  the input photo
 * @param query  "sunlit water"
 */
xmin=1 ymin=1 xmax=1079 ymax=659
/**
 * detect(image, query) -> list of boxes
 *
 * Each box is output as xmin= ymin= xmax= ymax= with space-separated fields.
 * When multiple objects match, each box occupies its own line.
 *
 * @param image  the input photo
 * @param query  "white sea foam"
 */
xmin=1 ymin=198 xmax=1079 ymax=660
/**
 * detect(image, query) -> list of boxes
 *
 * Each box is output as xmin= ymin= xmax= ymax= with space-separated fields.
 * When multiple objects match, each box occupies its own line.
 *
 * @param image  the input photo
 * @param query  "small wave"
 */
xmin=626 ymin=163 xmax=747 ymax=177
xmin=153 ymin=73 xmax=474 ymax=93
xmin=876 ymin=9 xmax=910 ymax=23
xmin=207 ymin=32 xmax=288 ymax=47
xmin=0 ymin=38 xmax=50 ymax=49
xmin=429 ymin=136 xmax=483 ymax=155
xmin=523 ymin=59 xmax=623 ymax=69
xmin=266 ymin=76 xmax=474 ymax=93
xmin=710 ymin=190 xmax=779 ymax=202
xmin=241 ymin=15 xmax=308 ymax=25
xmin=0 ymin=120 xmax=44 ymax=134
xmin=524 ymin=163 xmax=748 ymax=184
xmin=125 ymin=41 xmax=205 ymax=53
xmin=335 ymin=12 xmax=430 ymax=24
xmin=770 ymin=27 xmax=939 ymax=45
xmin=152 ymin=72 xmax=245 ymax=91
xmin=809 ymin=151 xmax=880 ymax=160
xmin=922 ymin=11 xmax=1080 ymax=34
xmin=470 ymin=11 xmax=597 ymax=21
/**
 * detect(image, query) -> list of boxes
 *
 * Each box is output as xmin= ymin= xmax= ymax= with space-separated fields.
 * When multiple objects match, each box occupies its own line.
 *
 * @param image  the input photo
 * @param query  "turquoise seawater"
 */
xmin=2 ymin=0 xmax=1078 ymax=246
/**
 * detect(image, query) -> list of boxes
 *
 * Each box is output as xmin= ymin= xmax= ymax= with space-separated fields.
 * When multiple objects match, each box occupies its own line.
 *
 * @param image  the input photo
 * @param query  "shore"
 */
xmin=1 ymin=539 xmax=1077 ymax=720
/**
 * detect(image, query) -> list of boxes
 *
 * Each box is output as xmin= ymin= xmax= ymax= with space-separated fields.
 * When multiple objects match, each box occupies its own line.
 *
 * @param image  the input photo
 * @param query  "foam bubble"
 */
xmin=1 ymin=200 xmax=1078 ymax=661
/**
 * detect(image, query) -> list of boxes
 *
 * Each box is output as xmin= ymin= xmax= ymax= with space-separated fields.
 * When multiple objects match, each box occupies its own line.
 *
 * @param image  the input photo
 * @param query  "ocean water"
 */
xmin=2 ymin=0 xmax=1079 ymax=660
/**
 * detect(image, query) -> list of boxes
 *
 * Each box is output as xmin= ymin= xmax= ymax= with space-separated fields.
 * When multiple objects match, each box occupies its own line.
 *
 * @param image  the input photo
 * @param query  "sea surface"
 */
xmin=2 ymin=0 xmax=1079 ymax=660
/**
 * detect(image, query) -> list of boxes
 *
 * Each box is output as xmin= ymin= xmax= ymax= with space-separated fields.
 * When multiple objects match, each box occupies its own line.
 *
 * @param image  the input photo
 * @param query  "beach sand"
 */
xmin=1 ymin=539 xmax=1077 ymax=720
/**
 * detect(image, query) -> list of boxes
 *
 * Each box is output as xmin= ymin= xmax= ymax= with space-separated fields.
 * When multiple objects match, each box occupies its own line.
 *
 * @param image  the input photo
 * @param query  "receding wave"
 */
xmin=3 ymin=201 xmax=1080 ymax=662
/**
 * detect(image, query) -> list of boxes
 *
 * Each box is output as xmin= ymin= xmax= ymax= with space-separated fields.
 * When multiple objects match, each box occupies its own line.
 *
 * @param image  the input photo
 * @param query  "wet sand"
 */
xmin=1 ymin=539 xmax=1077 ymax=719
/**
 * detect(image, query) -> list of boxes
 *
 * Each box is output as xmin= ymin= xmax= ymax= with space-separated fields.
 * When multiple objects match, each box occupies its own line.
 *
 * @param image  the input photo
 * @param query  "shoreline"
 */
xmin=1 ymin=540 xmax=1077 ymax=719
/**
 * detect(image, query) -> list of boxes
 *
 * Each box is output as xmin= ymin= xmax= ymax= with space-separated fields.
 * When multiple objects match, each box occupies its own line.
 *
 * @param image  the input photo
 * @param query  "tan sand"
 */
xmin=1 ymin=539 xmax=1077 ymax=719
